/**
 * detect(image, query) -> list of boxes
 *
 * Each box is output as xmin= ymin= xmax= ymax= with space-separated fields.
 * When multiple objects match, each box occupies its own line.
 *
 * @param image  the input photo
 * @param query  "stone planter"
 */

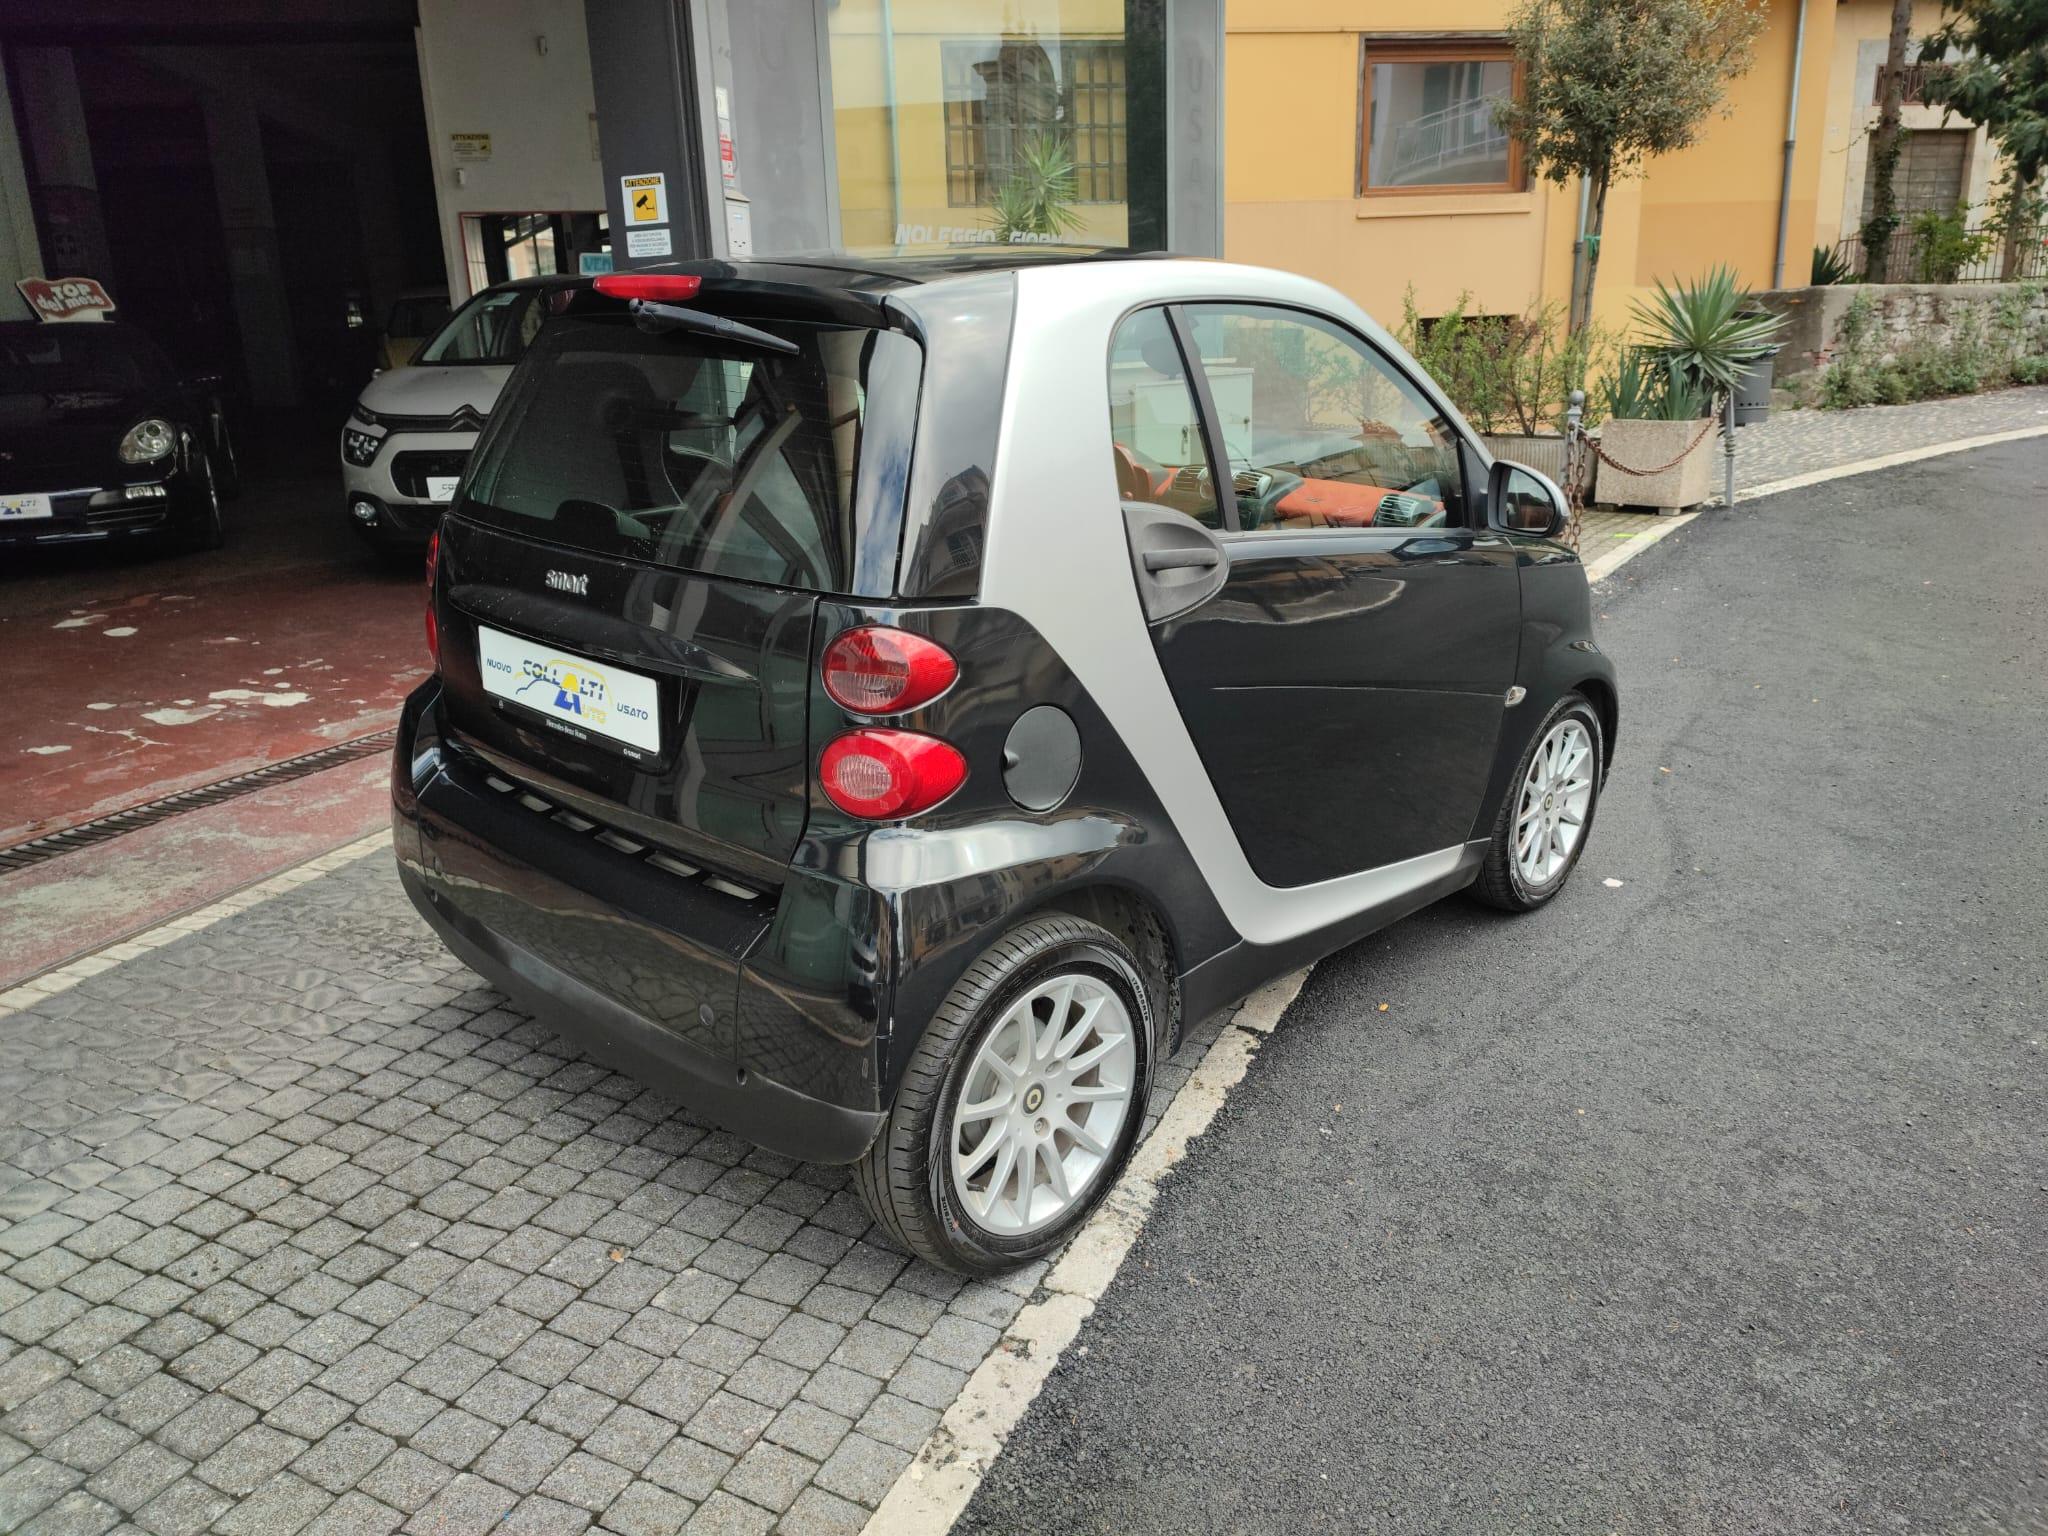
xmin=1594 ymin=416 xmax=1718 ymax=511
xmin=1483 ymin=432 xmax=1593 ymax=500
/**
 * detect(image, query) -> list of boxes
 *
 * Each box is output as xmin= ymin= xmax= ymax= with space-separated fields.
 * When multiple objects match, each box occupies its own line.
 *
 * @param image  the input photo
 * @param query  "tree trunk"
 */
xmin=1569 ymin=168 xmax=1611 ymax=336
xmin=2001 ymin=171 xmax=2036 ymax=281
xmin=1862 ymin=0 xmax=1916 ymax=283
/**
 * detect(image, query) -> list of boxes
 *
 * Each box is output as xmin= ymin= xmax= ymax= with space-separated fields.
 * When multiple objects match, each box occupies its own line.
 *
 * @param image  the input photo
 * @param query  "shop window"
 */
xmin=1359 ymin=42 xmax=1520 ymax=194
xmin=943 ymin=39 xmax=1129 ymax=207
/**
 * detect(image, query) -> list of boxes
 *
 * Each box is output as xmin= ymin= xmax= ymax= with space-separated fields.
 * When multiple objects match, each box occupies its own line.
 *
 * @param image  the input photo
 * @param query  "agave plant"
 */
xmin=1599 ymin=348 xmax=1714 ymax=421
xmin=985 ymin=132 xmax=1084 ymax=244
xmin=1630 ymin=266 xmax=1785 ymax=400
xmin=1811 ymin=244 xmax=1857 ymax=286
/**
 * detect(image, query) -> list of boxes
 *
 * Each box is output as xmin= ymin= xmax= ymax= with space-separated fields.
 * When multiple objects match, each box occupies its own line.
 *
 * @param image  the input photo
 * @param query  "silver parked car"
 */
xmin=340 ymin=276 xmax=573 ymax=552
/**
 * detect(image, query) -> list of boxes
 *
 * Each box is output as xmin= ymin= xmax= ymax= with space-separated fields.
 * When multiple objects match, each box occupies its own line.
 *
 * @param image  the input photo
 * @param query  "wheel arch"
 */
xmin=1574 ymin=674 xmax=1620 ymax=781
xmin=1031 ymin=881 xmax=1183 ymax=1053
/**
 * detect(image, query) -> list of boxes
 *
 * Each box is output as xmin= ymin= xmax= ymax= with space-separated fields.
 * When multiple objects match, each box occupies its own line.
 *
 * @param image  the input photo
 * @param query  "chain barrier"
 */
xmin=1587 ymin=415 xmax=1717 ymax=477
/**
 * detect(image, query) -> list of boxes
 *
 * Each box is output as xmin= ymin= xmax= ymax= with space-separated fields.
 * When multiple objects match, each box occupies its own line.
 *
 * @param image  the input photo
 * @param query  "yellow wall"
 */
xmin=1226 ymin=0 xmax=1840 ymax=334
xmin=825 ymin=0 xmax=1129 ymax=252
xmin=1632 ymin=0 xmax=1837 ymax=292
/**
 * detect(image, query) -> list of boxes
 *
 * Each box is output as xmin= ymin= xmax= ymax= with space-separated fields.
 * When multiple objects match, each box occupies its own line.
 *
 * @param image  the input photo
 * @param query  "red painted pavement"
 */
xmin=0 ymin=756 xmax=392 ymax=989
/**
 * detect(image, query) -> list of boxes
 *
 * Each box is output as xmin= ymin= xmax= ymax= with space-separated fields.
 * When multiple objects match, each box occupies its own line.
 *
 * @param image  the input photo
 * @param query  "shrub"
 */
xmin=1819 ymin=283 xmax=2047 ymax=406
xmin=1910 ymin=205 xmax=1996 ymax=283
xmin=2013 ymin=354 xmax=2048 ymax=385
xmin=1811 ymin=244 xmax=1857 ymax=285
xmin=1396 ymin=290 xmax=1617 ymax=434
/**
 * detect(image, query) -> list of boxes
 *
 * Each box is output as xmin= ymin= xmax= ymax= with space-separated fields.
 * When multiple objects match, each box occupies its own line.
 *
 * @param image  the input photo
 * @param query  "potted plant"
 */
xmin=1594 ymin=349 xmax=1719 ymax=510
xmin=1595 ymin=267 xmax=1784 ymax=509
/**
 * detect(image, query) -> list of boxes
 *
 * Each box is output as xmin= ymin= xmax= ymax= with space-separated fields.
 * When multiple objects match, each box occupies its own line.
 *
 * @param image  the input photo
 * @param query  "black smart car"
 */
xmin=393 ymin=255 xmax=1619 ymax=1274
xmin=0 ymin=321 xmax=238 ymax=553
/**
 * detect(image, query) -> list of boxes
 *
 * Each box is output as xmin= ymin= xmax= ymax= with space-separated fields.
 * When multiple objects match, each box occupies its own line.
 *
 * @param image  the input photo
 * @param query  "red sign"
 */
xmin=16 ymin=276 xmax=116 ymax=323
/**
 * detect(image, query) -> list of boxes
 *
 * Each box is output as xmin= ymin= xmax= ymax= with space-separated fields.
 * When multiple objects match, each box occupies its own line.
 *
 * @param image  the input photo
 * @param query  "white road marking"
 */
xmin=1586 ymin=423 xmax=2048 ymax=586
xmin=141 ymin=706 xmax=223 ymax=726
xmin=862 ymin=969 xmax=1310 ymax=1536
xmin=23 ymin=746 xmax=72 ymax=756
xmin=102 ymin=626 xmax=137 ymax=638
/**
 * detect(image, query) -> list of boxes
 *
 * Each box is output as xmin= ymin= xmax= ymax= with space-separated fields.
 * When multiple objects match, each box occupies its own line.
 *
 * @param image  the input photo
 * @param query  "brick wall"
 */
xmin=1758 ymin=281 xmax=2048 ymax=380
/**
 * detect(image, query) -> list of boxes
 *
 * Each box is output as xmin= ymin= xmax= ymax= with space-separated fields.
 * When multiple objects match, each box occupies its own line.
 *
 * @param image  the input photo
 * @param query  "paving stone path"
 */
xmin=0 ymin=849 xmax=1228 ymax=1535
xmin=1576 ymin=383 xmax=2048 ymax=571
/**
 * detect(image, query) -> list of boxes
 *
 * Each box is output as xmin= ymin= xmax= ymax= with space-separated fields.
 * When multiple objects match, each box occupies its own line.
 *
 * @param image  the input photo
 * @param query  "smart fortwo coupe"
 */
xmin=392 ymin=254 xmax=1618 ymax=1274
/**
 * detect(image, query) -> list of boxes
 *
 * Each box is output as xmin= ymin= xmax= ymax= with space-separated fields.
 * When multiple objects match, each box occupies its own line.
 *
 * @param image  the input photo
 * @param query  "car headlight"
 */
xmin=342 ymin=427 xmax=384 ymax=467
xmin=119 ymin=418 xmax=176 ymax=464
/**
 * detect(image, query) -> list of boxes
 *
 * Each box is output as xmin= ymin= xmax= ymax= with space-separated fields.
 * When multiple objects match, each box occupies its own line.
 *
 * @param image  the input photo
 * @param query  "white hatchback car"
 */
xmin=341 ymin=276 xmax=573 ymax=553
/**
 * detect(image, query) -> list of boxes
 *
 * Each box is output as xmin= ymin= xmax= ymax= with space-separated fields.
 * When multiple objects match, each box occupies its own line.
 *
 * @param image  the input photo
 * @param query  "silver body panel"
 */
xmin=978 ymin=260 xmax=1492 ymax=947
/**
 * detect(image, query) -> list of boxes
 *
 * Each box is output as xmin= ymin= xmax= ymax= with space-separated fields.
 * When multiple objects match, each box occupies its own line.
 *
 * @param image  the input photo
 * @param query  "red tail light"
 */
xmin=424 ymin=530 xmax=440 ymax=667
xmin=819 ymin=729 xmax=966 ymax=819
xmin=822 ymin=627 xmax=957 ymax=714
xmin=593 ymin=273 xmax=703 ymax=302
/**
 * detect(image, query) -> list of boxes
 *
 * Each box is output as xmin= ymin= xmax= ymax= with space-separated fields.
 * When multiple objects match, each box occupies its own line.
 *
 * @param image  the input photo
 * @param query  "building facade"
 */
xmin=1221 ymin=0 xmax=1891 ymax=332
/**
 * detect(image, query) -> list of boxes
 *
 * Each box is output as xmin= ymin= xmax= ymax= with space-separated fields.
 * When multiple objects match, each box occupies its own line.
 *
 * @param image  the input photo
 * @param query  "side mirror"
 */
xmin=1488 ymin=458 xmax=1571 ymax=540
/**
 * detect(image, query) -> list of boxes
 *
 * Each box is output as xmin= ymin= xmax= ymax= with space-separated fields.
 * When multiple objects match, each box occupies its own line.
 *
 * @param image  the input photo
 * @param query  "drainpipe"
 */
xmin=1772 ymin=0 xmax=1811 ymax=289
xmin=880 ymin=0 xmax=904 ymax=246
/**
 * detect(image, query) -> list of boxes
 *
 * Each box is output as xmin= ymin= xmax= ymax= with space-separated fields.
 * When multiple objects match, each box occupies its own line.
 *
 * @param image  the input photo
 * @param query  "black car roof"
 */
xmin=591 ymin=246 xmax=1176 ymax=296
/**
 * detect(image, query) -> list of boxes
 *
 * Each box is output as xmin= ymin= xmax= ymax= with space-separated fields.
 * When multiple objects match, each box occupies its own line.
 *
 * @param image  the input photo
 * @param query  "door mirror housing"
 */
xmin=1488 ymin=459 xmax=1571 ymax=540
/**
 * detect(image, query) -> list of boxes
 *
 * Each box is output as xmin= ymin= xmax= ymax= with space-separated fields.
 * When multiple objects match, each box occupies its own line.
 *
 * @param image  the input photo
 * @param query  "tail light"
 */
xmin=594 ymin=273 xmax=703 ymax=302
xmin=821 ymin=626 xmax=957 ymax=714
xmin=819 ymin=729 xmax=966 ymax=820
xmin=424 ymin=530 xmax=440 ymax=667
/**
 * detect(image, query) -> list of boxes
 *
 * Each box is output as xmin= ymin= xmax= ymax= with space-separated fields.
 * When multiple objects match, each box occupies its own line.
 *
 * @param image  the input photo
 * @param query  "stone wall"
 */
xmin=1757 ymin=282 xmax=2048 ymax=381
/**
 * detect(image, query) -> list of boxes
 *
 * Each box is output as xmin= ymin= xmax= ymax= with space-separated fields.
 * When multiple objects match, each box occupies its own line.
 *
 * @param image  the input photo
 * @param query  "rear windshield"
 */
xmin=459 ymin=312 xmax=920 ymax=593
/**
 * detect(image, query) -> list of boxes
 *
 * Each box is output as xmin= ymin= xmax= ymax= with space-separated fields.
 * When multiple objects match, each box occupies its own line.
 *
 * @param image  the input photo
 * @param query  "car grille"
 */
xmin=366 ymin=404 xmax=489 ymax=433
xmin=391 ymin=450 xmax=470 ymax=499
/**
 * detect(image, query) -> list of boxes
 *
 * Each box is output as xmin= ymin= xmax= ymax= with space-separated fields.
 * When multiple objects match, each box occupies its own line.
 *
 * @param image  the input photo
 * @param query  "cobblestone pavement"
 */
xmin=0 ymin=846 xmax=1226 ymax=1535
xmin=1575 ymin=383 xmax=2048 ymax=570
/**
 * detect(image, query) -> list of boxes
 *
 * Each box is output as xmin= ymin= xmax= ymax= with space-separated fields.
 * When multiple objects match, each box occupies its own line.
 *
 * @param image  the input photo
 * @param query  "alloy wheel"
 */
xmin=1514 ymin=717 xmax=1595 ymax=886
xmin=950 ymin=973 xmax=1137 ymax=1236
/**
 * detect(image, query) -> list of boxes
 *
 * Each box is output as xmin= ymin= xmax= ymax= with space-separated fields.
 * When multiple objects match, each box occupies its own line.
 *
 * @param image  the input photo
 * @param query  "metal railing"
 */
xmin=1827 ymin=221 xmax=2048 ymax=284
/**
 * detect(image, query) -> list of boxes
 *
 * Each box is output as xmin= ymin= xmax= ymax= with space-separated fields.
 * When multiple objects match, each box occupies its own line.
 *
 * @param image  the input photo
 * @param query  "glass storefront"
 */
xmin=823 ymin=0 xmax=1167 ymax=256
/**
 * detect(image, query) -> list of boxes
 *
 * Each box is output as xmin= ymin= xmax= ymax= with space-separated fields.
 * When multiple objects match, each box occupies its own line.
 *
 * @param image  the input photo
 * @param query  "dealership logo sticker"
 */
xmin=476 ymin=625 xmax=661 ymax=755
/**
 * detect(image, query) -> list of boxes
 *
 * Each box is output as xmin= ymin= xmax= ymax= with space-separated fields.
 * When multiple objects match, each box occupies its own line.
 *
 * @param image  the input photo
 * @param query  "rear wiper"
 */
xmin=629 ymin=299 xmax=798 ymax=356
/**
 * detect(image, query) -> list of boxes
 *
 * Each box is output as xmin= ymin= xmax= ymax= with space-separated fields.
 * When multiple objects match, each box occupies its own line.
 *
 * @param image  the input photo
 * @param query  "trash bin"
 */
xmin=1733 ymin=346 xmax=1779 ymax=426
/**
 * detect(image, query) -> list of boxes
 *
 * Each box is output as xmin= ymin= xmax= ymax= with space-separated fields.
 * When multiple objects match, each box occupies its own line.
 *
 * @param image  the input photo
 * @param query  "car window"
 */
xmin=1177 ymin=303 xmax=1467 ymax=532
xmin=461 ymin=313 xmax=920 ymax=593
xmin=1106 ymin=307 xmax=1221 ymax=530
xmin=417 ymin=289 xmax=542 ymax=366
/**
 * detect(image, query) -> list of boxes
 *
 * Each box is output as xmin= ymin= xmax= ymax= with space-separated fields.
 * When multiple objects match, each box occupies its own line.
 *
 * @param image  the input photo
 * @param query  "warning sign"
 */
xmin=16 ymin=276 xmax=115 ymax=323
xmin=622 ymin=173 xmax=668 ymax=226
xmin=450 ymin=133 xmax=492 ymax=163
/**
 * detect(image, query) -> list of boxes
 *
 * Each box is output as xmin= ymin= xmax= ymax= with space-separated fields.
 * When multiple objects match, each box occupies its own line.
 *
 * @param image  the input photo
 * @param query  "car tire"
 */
xmin=176 ymin=451 xmax=226 ymax=553
xmin=1472 ymin=691 xmax=1604 ymax=912
xmin=853 ymin=913 xmax=1156 ymax=1275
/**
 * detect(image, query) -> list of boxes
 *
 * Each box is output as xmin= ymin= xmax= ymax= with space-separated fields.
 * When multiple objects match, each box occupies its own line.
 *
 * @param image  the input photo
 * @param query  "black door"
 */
xmin=1109 ymin=302 xmax=1520 ymax=888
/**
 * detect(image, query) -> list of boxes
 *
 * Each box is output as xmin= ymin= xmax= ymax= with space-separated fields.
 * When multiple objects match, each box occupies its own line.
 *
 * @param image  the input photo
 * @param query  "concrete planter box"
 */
xmin=1483 ymin=432 xmax=1594 ymax=500
xmin=1594 ymin=417 xmax=1718 ymax=511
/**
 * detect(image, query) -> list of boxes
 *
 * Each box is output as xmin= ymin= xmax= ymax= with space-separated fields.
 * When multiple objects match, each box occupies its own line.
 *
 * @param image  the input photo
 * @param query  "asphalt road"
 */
xmin=960 ymin=440 xmax=2048 ymax=1535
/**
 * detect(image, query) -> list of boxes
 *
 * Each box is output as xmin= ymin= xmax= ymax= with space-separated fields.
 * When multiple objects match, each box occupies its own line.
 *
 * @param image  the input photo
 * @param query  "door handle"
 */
xmin=1142 ymin=547 xmax=1223 ymax=573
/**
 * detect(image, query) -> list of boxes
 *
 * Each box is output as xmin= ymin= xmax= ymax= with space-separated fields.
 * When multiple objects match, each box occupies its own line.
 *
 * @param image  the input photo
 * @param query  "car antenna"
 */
xmin=629 ymin=299 xmax=798 ymax=356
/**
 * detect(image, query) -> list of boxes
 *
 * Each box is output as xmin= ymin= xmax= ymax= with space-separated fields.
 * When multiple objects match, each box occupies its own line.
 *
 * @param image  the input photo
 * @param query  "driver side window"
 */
xmin=1106 ymin=308 xmax=1222 ymax=530
xmin=1178 ymin=304 xmax=1467 ymax=532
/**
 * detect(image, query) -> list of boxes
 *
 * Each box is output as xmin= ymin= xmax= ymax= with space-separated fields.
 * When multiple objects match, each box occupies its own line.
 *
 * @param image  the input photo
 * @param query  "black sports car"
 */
xmin=0 ymin=321 xmax=239 ymax=554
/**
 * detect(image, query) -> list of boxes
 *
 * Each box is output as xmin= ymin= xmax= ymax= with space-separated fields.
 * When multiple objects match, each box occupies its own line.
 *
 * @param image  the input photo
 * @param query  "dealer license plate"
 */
xmin=426 ymin=475 xmax=460 ymax=503
xmin=476 ymin=625 xmax=662 ymax=756
xmin=0 ymin=492 xmax=53 ymax=521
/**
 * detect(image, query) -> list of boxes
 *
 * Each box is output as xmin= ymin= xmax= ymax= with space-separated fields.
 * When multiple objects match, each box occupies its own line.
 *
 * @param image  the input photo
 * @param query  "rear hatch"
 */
xmin=431 ymin=277 xmax=923 ymax=882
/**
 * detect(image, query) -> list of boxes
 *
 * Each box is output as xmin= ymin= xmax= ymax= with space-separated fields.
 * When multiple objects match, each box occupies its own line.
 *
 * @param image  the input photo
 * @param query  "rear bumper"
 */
xmin=392 ymin=679 xmax=886 ymax=1164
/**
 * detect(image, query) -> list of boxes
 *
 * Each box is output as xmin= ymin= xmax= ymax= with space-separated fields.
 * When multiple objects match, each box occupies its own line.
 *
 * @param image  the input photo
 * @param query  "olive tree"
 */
xmin=1497 ymin=0 xmax=1767 ymax=332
